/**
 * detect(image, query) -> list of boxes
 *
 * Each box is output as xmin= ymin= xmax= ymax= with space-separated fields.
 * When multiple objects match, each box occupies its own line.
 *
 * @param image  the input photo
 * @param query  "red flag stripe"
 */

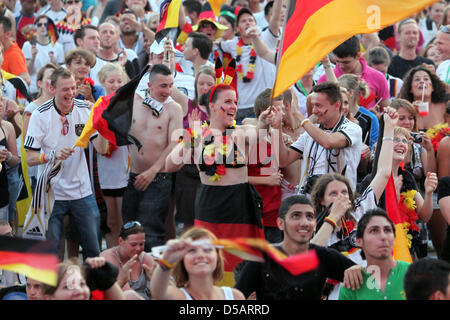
xmin=282 ymin=0 xmax=334 ymax=53
xmin=0 ymin=251 xmax=59 ymax=272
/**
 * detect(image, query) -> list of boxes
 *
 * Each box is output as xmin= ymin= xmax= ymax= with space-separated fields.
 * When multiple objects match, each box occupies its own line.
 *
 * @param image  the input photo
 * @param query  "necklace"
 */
xmin=282 ymin=120 xmax=301 ymax=131
xmin=235 ymin=38 xmax=256 ymax=83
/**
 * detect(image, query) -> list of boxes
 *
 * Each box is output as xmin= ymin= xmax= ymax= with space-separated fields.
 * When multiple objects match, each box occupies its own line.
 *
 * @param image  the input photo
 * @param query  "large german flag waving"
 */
xmin=272 ymin=0 xmax=440 ymax=98
xmin=0 ymin=236 xmax=58 ymax=286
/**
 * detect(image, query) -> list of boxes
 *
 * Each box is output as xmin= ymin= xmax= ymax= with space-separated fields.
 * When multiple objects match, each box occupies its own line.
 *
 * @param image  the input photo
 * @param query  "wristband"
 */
xmin=324 ymin=217 xmax=338 ymax=230
xmin=382 ymin=137 xmax=393 ymax=141
xmin=7 ymin=151 xmax=12 ymax=162
xmin=158 ymin=258 xmax=175 ymax=271
xmin=39 ymin=153 xmax=47 ymax=164
xmin=301 ymin=118 xmax=310 ymax=127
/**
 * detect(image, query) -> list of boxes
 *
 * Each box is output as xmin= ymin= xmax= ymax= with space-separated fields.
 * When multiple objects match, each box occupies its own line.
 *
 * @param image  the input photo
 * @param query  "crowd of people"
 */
xmin=0 ymin=0 xmax=449 ymax=301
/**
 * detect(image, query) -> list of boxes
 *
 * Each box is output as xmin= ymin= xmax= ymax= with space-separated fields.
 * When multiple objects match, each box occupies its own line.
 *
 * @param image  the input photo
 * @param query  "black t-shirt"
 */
xmin=387 ymin=55 xmax=435 ymax=80
xmin=234 ymin=243 xmax=355 ymax=300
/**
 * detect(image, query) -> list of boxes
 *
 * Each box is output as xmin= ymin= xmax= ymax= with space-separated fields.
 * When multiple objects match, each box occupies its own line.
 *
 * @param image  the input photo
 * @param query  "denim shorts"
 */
xmin=122 ymin=172 xmax=172 ymax=251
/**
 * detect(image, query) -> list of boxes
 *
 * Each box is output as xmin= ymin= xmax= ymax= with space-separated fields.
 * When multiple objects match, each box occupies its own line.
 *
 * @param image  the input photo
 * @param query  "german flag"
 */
xmin=194 ymin=183 xmax=265 ymax=286
xmin=46 ymin=17 xmax=58 ymax=46
xmin=157 ymin=0 xmax=182 ymax=33
xmin=0 ymin=236 xmax=58 ymax=286
xmin=213 ymin=238 xmax=319 ymax=276
xmin=272 ymin=0 xmax=441 ymax=98
xmin=76 ymin=66 xmax=150 ymax=151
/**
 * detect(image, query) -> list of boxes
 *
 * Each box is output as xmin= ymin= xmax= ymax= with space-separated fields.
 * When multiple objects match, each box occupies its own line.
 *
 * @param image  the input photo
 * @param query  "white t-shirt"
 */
xmin=39 ymin=7 xmax=67 ymax=24
xmin=418 ymin=17 xmax=438 ymax=48
xmin=436 ymin=59 xmax=450 ymax=84
xmin=22 ymin=41 xmax=65 ymax=94
xmin=24 ymin=98 xmax=94 ymax=201
xmin=220 ymin=29 xmax=279 ymax=110
xmin=254 ymin=11 xmax=269 ymax=32
xmin=97 ymin=145 xmax=129 ymax=190
xmin=292 ymin=83 xmax=309 ymax=117
xmin=290 ymin=116 xmax=363 ymax=193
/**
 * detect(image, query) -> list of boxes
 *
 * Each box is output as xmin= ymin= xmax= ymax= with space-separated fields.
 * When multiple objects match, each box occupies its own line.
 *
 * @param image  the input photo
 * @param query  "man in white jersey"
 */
xmin=24 ymin=67 xmax=106 ymax=259
xmin=271 ymin=82 xmax=362 ymax=195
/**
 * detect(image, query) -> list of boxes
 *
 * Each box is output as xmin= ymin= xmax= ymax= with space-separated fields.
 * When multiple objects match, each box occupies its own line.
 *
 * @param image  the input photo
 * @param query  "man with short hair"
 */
xmin=271 ymin=82 xmax=362 ymax=195
xmin=219 ymin=6 xmax=281 ymax=123
xmin=122 ymin=64 xmax=183 ymax=251
xmin=74 ymin=25 xmax=100 ymax=55
xmin=404 ymin=258 xmax=450 ymax=300
xmin=91 ymin=21 xmax=140 ymax=86
xmin=26 ymin=277 xmax=44 ymax=300
xmin=38 ymin=0 xmax=66 ymax=24
xmin=119 ymin=9 xmax=145 ymax=60
xmin=419 ymin=0 xmax=446 ymax=47
xmin=387 ymin=19 xmax=435 ymax=80
xmin=235 ymin=195 xmax=356 ymax=299
xmin=339 ymin=209 xmax=410 ymax=300
xmin=15 ymin=0 xmax=37 ymax=48
xmin=24 ymin=67 xmax=105 ymax=259
xmin=0 ymin=16 xmax=31 ymax=86
xmin=178 ymin=32 xmax=214 ymax=77
xmin=183 ymin=0 xmax=201 ymax=26
xmin=318 ymin=36 xmax=390 ymax=111
xmin=435 ymin=25 xmax=450 ymax=84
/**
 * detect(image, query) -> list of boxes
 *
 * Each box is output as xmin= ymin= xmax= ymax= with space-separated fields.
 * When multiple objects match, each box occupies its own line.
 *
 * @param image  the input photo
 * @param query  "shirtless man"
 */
xmin=122 ymin=64 xmax=183 ymax=251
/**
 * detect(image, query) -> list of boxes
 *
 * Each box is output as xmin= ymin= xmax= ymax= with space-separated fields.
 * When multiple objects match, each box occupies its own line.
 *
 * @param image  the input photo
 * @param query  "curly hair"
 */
xmin=398 ymin=66 xmax=448 ymax=104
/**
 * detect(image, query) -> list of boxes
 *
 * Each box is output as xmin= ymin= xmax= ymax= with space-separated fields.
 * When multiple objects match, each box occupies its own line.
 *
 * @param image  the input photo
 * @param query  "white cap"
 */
xmin=150 ymin=37 xmax=166 ymax=55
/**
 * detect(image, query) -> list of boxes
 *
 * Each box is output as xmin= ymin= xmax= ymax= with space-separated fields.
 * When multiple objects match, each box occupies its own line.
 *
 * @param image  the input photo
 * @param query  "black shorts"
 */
xmin=101 ymin=187 xmax=127 ymax=197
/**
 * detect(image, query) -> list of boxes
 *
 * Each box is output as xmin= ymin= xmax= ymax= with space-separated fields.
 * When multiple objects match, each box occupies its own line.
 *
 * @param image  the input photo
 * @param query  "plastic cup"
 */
xmin=417 ymin=102 xmax=429 ymax=117
xmin=0 ymin=145 xmax=5 ymax=151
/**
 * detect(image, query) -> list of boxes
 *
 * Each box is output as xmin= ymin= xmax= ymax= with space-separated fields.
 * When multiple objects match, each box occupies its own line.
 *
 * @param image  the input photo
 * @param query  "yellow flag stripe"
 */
xmin=273 ymin=0 xmax=439 ymax=97
xmin=1 ymin=263 xmax=58 ymax=286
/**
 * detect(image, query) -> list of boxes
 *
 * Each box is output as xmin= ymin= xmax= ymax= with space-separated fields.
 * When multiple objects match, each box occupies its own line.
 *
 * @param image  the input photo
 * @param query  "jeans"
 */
xmin=6 ymin=166 xmax=20 ymax=221
xmin=0 ymin=205 xmax=8 ymax=221
xmin=46 ymin=194 xmax=101 ymax=260
xmin=122 ymin=172 xmax=172 ymax=251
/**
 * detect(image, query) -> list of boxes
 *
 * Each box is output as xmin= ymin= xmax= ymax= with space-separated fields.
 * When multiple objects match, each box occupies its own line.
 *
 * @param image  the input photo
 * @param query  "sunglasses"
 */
xmin=60 ymin=115 xmax=69 ymax=135
xmin=123 ymin=221 xmax=141 ymax=230
xmin=440 ymin=25 xmax=450 ymax=33
xmin=36 ymin=22 xmax=47 ymax=27
xmin=66 ymin=0 xmax=81 ymax=4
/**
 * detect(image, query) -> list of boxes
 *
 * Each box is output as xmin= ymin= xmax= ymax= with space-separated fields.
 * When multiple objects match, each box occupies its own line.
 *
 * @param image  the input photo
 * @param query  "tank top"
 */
xmin=0 ymin=125 xmax=9 ymax=207
xmin=183 ymin=99 xmax=208 ymax=129
xmin=180 ymin=287 xmax=235 ymax=300
xmin=113 ymin=247 xmax=151 ymax=299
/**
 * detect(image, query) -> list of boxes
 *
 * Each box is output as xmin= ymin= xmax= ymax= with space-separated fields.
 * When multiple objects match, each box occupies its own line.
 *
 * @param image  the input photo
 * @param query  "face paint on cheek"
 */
xmin=220 ymin=106 xmax=226 ymax=113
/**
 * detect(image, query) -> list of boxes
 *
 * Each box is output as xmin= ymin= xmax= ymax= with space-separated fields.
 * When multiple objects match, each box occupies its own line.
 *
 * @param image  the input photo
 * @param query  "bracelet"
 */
xmin=158 ymin=258 xmax=175 ymax=271
xmin=301 ymin=118 xmax=310 ymax=127
xmin=382 ymin=137 xmax=394 ymax=141
xmin=324 ymin=217 xmax=338 ymax=230
xmin=39 ymin=153 xmax=47 ymax=164
xmin=7 ymin=152 xmax=12 ymax=162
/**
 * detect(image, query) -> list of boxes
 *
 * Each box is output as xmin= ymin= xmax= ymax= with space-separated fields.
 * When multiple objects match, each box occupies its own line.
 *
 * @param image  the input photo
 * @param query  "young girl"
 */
xmin=151 ymin=227 xmax=245 ymax=300
xmin=96 ymin=62 xmax=130 ymax=248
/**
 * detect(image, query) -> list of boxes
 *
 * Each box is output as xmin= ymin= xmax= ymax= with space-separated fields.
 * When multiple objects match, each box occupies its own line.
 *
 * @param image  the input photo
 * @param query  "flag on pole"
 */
xmin=272 ymin=0 xmax=441 ymax=98
xmin=157 ymin=0 xmax=182 ymax=33
xmin=0 ymin=236 xmax=59 ymax=286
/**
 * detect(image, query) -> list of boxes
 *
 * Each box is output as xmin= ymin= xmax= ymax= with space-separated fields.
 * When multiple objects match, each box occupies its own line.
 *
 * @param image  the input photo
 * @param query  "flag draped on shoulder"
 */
xmin=22 ymin=151 xmax=62 ymax=241
xmin=0 ymin=236 xmax=59 ymax=286
xmin=272 ymin=0 xmax=441 ymax=97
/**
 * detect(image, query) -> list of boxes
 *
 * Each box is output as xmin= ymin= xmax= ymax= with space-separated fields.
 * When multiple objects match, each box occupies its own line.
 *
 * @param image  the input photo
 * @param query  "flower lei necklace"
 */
xmin=426 ymin=123 xmax=450 ymax=152
xmin=399 ymin=189 xmax=419 ymax=248
xmin=235 ymin=38 xmax=256 ymax=83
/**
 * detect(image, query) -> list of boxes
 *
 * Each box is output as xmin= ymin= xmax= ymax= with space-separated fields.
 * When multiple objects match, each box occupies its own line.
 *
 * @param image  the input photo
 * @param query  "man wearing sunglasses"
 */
xmin=435 ymin=25 xmax=450 ymax=84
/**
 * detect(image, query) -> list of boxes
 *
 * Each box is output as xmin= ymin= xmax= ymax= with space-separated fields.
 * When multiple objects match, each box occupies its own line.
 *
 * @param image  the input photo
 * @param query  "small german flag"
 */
xmin=0 ymin=236 xmax=59 ymax=286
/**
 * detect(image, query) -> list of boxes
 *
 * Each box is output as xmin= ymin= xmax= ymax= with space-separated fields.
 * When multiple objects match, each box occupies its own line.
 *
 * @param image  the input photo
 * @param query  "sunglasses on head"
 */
xmin=440 ymin=25 xmax=450 ymax=33
xmin=123 ymin=221 xmax=141 ymax=230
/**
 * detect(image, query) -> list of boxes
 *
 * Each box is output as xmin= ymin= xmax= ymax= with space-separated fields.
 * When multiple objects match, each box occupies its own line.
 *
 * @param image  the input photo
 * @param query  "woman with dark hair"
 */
xmin=398 ymin=65 xmax=448 ymax=130
xmin=218 ymin=5 xmax=237 ymax=41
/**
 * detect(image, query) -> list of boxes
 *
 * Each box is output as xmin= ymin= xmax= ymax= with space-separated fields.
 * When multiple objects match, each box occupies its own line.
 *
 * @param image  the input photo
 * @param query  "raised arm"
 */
xmin=369 ymin=107 xmax=398 ymax=203
xmin=247 ymin=27 xmax=276 ymax=64
xmin=268 ymin=0 xmax=286 ymax=37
